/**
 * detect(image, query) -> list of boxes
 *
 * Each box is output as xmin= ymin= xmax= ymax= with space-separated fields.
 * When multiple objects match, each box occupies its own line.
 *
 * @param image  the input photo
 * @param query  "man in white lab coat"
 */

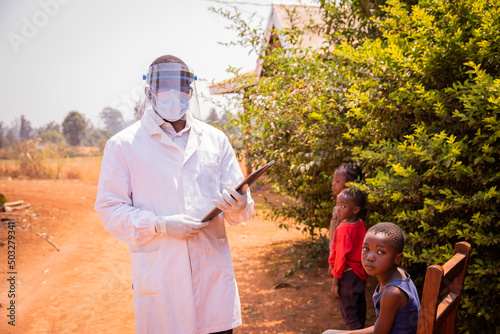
xmin=95 ymin=55 xmax=254 ymax=334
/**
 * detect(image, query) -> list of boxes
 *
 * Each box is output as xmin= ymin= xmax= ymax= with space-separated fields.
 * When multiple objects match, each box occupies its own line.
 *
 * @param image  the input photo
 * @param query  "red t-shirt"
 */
xmin=329 ymin=219 xmax=367 ymax=282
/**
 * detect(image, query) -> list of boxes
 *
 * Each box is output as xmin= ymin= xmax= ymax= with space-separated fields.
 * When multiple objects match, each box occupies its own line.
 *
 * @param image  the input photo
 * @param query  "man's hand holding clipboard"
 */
xmin=202 ymin=160 xmax=275 ymax=222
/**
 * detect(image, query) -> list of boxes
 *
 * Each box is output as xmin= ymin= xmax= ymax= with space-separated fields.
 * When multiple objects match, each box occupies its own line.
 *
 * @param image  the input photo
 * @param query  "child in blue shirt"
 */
xmin=323 ymin=222 xmax=420 ymax=334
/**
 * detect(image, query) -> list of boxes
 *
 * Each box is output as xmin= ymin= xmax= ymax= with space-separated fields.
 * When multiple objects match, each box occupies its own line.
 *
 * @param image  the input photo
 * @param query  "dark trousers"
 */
xmin=338 ymin=270 xmax=366 ymax=330
xmin=211 ymin=330 xmax=233 ymax=334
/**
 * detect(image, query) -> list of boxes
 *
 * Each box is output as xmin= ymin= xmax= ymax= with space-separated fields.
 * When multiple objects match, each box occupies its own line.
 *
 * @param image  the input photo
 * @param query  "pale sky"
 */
xmin=0 ymin=0 xmax=315 ymax=129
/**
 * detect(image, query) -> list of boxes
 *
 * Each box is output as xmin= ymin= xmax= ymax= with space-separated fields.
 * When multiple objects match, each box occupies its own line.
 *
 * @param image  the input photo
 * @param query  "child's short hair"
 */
xmin=339 ymin=188 xmax=366 ymax=211
xmin=336 ymin=164 xmax=364 ymax=182
xmin=367 ymin=222 xmax=405 ymax=254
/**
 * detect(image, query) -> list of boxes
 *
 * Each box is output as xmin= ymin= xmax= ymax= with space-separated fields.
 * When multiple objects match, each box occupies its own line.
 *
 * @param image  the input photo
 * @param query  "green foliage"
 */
xmin=82 ymin=129 xmax=112 ymax=147
xmin=215 ymin=0 xmax=499 ymax=330
xmin=319 ymin=0 xmax=386 ymax=45
xmin=340 ymin=1 xmax=500 ymax=330
xmin=99 ymin=107 xmax=125 ymax=135
xmin=0 ymin=122 xmax=11 ymax=149
xmin=62 ymin=111 xmax=87 ymax=146
xmin=230 ymin=50 xmax=354 ymax=235
xmin=20 ymin=115 xmax=33 ymax=140
xmin=40 ymin=129 xmax=66 ymax=145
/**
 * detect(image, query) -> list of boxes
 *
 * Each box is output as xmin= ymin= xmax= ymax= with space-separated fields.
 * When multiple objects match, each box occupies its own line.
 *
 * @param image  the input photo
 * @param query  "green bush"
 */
xmin=339 ymin=1 xmax=500 ymax=330
xmin=216 ymin=0 xmax=499 ymax=331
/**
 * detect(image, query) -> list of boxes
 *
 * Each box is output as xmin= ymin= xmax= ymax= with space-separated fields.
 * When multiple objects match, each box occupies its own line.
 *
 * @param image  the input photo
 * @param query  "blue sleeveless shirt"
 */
xmin=373 ymin=270 xmax=420 ymax=334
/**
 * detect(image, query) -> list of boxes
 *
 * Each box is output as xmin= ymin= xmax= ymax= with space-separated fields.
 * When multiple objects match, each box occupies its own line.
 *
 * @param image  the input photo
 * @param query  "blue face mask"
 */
xmin=154 ymin=91 xmax=190 ymax=121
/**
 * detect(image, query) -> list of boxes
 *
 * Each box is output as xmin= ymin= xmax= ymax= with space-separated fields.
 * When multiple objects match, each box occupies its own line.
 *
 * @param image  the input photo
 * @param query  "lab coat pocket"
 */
xmin=200 ymin=161 xmax=220 ymax=198
xmin=131 ymin=250 xmax=163 ymax=296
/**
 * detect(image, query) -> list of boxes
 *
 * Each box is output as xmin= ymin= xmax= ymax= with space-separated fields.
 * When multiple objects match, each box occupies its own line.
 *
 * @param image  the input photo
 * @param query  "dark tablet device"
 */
xmin=201 ymin=160 xmax=275 ymax=222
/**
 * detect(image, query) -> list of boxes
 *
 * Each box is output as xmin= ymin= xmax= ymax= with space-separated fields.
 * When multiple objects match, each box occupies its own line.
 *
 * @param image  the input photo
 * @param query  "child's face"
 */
xmin=332 ymin=170 xmax=347 ymax=195
xmin=362 ymin=232 xmax=403 ymax=277
xmin=335 ymin=193 xmax=360 ymax=223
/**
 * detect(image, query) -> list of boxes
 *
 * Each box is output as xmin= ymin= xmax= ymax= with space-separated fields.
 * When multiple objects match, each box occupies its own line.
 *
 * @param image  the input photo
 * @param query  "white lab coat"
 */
xmin=95 ymin=109 xmax=254 ymax=334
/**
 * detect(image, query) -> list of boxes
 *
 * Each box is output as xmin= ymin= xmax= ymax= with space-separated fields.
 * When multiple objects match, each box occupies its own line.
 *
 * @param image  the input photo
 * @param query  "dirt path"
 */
xmin=0 ymin=179 xmax=374 ymax=334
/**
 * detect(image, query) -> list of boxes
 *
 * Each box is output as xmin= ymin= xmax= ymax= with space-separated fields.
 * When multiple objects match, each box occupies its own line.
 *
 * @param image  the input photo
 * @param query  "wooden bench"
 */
xmin=417 ymin=241 xmax=471 ymax=334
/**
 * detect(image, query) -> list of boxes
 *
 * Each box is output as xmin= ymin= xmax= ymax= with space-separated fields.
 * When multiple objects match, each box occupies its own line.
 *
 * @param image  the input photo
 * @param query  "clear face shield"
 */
xmin=139 ymin=62 xmax=201 ymax=121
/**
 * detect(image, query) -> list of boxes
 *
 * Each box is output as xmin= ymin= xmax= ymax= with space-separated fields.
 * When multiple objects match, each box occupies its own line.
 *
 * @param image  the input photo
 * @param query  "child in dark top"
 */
xmin=329 ymin=188 xmax=367 ymax=330
xmin=324 ymin=223 xmax=420 ymax=334
xmin=329 ymin=164 xmax=364 ymax=275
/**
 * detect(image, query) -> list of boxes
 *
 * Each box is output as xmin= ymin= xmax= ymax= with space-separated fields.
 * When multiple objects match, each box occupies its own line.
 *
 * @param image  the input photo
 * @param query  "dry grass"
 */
xmin=0 ymin=155 xmax=102 ymax=181
xmin=59 ymin=156 xmax=102 ymax=181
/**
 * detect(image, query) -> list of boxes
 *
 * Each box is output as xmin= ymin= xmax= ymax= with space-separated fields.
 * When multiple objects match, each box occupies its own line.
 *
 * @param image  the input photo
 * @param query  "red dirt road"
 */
xmin=0 ymin=179 xmax=375 ymax=333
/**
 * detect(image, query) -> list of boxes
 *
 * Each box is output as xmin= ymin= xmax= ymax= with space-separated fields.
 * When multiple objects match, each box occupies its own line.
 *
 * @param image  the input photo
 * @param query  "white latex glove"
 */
xmin=212 ymin=184 xmax=249 ymax=215
xmin=154 ymin=214 xmax=208 ymax=240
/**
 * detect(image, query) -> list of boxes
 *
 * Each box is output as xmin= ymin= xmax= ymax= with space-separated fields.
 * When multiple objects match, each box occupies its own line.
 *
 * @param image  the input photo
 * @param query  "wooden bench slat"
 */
xmin=435 ymin=292 xmax=459 ymax=328
xmin=417 ymin=241 xmax=471 ymax=334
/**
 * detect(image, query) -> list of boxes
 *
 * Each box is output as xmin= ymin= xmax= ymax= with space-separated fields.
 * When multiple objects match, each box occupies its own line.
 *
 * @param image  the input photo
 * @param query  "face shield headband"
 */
xmin=139 ymin=62 xmax=201 ymax=121
xmin=147 ymin=65 xmax=194 ymax=96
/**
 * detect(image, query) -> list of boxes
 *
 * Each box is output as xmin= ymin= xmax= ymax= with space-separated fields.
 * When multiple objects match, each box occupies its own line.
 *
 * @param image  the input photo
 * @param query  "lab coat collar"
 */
xmin=186 ymin=110 xmax=203 ymax=136
xmin=142 ymin=108 xmax=203 ymax=137
xmin=183 ymin=111 xmax=203 ymax=163
xmin=142 ymin=108 xmax=204 ymax=162
xmin=142 ymin=108 xmax=163 ymax=137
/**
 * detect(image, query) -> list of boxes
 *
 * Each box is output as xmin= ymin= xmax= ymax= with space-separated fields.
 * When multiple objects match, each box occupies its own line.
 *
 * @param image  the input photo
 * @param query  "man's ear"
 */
xmin=394 ymin=252 xmax=403 ymax=265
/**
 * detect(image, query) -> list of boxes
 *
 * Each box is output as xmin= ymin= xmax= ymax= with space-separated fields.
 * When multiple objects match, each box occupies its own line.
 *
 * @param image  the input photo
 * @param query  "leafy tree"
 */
xmin=216 ymin=0 xmax=499 ymax=330
xmin=62 ymin=111 xmax=87 ymax=146
xmin=20 ymin=115 xmax=32 ymax=140
xmin=0 ymin=122 xmax=9 ymax=148
xmin=82 ymin=129 xmax=113 ymax=147
xmin=37 ymin=121 xmax=61 ymax=135
xmin=100 ymin=107 xmax=125 ymax=134
xmin=6 ymin=128 xmax=18 ymax=147
xmin=212 ymin=5 xmax=354 ymax=235
xmin=38 ymin=121 xmax=65 ymax=145
xmin=40 ymin=129 xmax=65 ymax=145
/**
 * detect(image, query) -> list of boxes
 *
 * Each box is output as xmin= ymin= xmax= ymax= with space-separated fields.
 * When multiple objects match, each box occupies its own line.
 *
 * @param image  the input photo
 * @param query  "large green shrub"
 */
xmin=337 ymin=1 xmax=500 ymax=330
xmin=62 ymin=111 xmax=87 ymax=146
xmin=236 ymin=52 xmax=355 ymax=235
xmin=215 ymin=0 xmax=499 ymax=331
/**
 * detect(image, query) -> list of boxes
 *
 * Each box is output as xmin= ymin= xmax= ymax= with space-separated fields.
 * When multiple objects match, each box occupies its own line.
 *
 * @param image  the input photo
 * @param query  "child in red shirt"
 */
xmin=329 ymin=188 xmax=367 ymax=330
xmin=329 ymin=164 xmax=364 ymax=276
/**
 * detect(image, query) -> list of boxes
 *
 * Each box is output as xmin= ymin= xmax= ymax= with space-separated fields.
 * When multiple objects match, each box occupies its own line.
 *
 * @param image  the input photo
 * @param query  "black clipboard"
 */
xmin=202 ymin=160 xmax=275 ymax=222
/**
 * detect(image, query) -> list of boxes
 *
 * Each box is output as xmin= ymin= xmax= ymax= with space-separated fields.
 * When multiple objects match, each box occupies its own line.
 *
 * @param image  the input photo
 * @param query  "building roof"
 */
xmin=256 ymin=3 xmax=325 ymax=77
xmin=208 ymin=70 xmax=257 ymax=95
xmin=209 ymin=3 xmax=326 ymax=95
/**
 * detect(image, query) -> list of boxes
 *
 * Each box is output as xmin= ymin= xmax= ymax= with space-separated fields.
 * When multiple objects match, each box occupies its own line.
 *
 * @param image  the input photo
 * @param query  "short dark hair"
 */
xmin=336 ymin=164 xmax=363 ymax=182
xmin=150 ymin=55 xmax=187 ymax=67
xmin=339 ymin=188 xmax=366 ymax=211
xmin=367 ymin=222 xmax=405 ymax=253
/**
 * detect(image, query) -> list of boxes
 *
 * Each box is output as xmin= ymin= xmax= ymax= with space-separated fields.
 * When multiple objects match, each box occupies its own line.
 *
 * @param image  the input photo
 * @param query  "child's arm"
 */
xmin=329 ymin=226 xmax=352 ymax=282
xmin=373 ymin=285 xmax=408 ymax=334
xmin=331 ymin=276 xmax=340 ymax=299
xmin=327 ymin=325 xmax=373 ymax=333
xmin=331 ymin=284 xmax=407 ymax=334
xmin=350 ymin=326 xmax=373 ymax=333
